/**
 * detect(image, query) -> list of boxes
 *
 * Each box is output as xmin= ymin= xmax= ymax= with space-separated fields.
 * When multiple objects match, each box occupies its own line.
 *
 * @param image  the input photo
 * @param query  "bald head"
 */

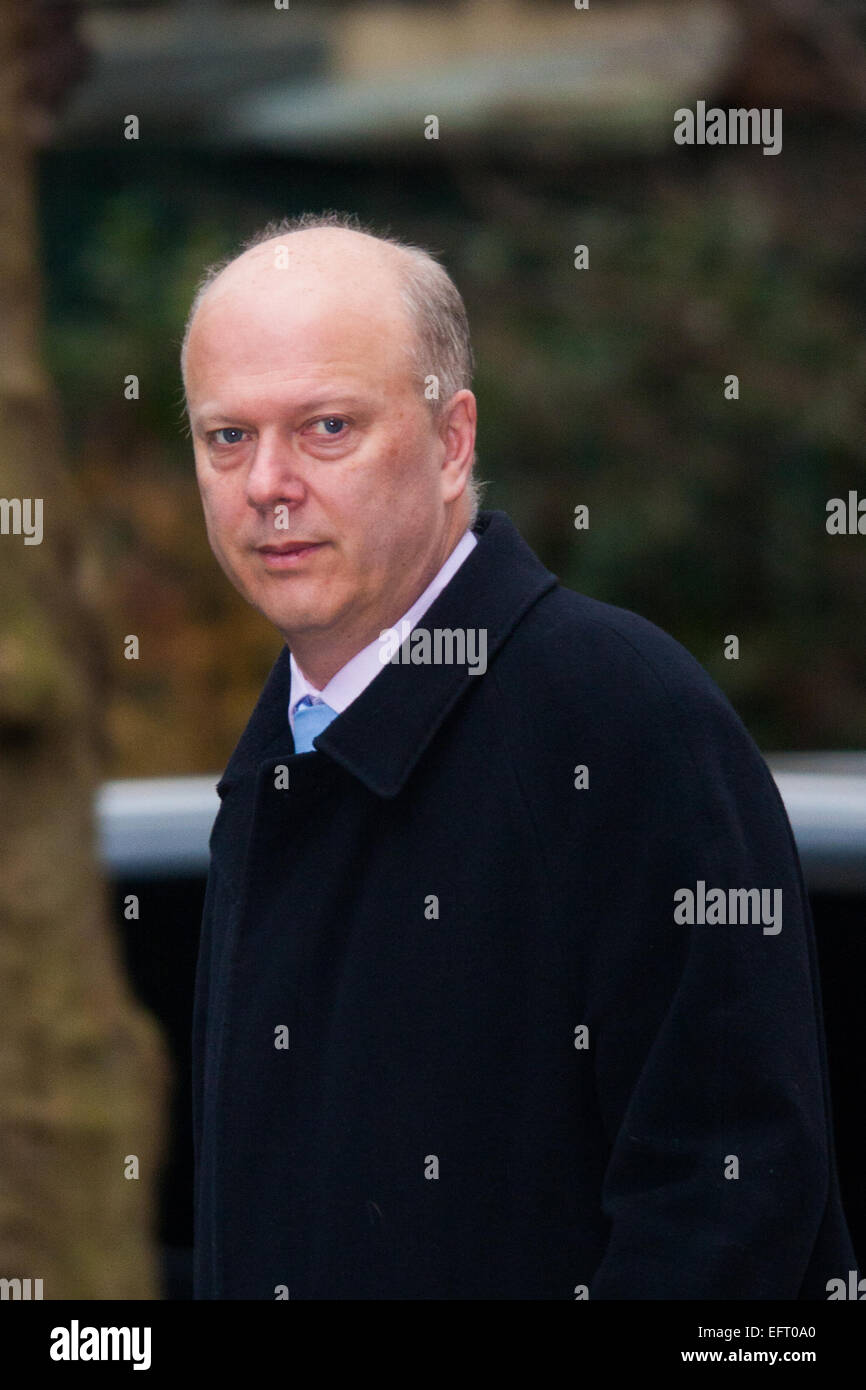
xmin=181 ymin=215 xmax=475 ymax=431
xmin=183 ymin=227 xmax=425 ymax=459
xmin=183 ymin=226 xmax=420 ymax=398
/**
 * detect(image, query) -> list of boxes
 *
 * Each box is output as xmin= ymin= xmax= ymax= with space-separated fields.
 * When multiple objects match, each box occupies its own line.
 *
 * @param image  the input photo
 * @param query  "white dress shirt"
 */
xmin=288 ymin=528 xmax=478 ymax=733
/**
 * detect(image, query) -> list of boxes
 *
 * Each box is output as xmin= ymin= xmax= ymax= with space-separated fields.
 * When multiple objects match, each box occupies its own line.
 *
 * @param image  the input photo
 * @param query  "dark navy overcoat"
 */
xmin=192 ymin=509 xmax=855 ymax=1299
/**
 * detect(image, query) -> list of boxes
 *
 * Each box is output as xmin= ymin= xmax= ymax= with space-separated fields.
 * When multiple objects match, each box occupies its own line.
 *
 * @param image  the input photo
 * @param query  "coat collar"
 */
xmin=216 ymin=510 xmax=558 ymax=800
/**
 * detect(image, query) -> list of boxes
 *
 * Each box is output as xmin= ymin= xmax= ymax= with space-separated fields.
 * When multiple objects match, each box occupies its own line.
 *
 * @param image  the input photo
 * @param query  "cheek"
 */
xmin=194 ymin=461 xmax=218 ymax=517
xmin=375 ymin=421 xmax=435 ymax=496
xmin=200 ymin=473 xmax=239 ymax=525
xmin=198 ymin=485 xmax=242 ymax=566
xmin=199 ymin=488 xmax=224 ymax=545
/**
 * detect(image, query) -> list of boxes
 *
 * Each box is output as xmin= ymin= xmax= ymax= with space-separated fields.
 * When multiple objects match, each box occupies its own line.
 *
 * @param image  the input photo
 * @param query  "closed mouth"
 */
xmin=257 ymin=542 xmax=323 ymax=553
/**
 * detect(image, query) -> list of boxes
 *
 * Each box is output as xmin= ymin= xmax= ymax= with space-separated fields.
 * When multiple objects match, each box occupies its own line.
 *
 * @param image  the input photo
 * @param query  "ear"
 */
xmin=438 ymin=390 xmax=477 ymax=504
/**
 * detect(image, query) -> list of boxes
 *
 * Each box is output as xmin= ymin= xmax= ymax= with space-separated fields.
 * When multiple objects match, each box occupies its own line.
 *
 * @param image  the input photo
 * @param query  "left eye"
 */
xmin=212 ymin=428 xmax=247 ymax=445
xmin=311 ymin=417 xmax=347 ymax=436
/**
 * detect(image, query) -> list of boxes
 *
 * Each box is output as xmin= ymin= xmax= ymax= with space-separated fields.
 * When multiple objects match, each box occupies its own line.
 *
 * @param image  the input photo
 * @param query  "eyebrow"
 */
xmin=191 ymin=393 xmax=373 ymax=430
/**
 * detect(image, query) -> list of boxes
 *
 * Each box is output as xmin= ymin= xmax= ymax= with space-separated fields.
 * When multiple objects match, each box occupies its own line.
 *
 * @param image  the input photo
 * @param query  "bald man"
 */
xmin=187 ymin=212 xmax=855 ymax=1300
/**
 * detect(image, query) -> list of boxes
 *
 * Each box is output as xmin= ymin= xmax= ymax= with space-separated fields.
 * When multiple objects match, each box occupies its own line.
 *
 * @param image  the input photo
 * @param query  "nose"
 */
xmin=245 ymin=429 xmax=306 ymax=514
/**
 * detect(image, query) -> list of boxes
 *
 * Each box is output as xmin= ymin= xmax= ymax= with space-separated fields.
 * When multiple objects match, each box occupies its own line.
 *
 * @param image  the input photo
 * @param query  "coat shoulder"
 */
xmin=495 ymin=582 xmax=771 ymax=795
xmin=505 ymin=583 xmax=733 ymax=722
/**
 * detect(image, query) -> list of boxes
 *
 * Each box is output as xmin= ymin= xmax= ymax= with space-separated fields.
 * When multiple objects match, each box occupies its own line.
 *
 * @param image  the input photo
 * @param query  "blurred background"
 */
xmin=43 ymin=0 xmax=866 ymax=767
xmin=2 ymin=0 xmax=865 ymax=1299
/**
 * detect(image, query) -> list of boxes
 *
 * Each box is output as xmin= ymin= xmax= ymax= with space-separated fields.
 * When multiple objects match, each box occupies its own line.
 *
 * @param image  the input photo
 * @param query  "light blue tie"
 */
xmin=292 ymin=696 xmax=338 ymax=753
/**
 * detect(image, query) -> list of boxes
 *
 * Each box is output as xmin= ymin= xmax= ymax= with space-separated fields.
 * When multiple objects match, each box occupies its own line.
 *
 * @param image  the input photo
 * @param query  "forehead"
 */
xmin=185 ymin=237 xmax=418 ymax=413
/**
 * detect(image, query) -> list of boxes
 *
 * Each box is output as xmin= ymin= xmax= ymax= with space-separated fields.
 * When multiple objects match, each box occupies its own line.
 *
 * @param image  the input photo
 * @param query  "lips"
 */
xmin=257 ymin=542 xmax=322 ymax=554
xmin=256 ymin=541 xmax=327 ymax=567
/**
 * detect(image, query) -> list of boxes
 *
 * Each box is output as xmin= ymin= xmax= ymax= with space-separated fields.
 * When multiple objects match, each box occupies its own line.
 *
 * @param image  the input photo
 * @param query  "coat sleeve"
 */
xmin=585 ymin=646 xmax=851 ymax=1299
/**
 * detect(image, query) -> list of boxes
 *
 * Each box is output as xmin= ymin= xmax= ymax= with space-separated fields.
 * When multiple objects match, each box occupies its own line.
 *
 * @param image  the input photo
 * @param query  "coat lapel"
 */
xmin=215 ymin=509 xmax=558 ymax=801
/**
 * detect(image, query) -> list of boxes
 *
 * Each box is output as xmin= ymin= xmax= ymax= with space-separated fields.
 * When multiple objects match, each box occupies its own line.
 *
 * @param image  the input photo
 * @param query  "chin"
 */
xmin=265 ymin=602 xmax=333 ymax=636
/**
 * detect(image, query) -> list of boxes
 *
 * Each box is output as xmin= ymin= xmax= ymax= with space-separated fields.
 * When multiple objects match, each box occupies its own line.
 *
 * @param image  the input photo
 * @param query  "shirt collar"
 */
xmin=288 ymin=528 xmax=478 ymax=729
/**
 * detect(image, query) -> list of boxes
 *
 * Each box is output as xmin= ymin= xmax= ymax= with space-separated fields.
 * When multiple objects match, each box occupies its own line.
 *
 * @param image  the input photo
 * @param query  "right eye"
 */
xmin=211 ymin=428 xmax=248 ymax=446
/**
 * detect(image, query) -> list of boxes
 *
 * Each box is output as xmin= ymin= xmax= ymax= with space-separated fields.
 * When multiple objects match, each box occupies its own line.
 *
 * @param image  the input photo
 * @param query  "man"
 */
xmin=185 ymin=211 xmax=855 ymax=1300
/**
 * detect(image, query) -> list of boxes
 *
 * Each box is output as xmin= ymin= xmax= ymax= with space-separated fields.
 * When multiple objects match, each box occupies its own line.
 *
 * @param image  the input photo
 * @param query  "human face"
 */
xmin=186 ymin=237 xmax=466 ymax=676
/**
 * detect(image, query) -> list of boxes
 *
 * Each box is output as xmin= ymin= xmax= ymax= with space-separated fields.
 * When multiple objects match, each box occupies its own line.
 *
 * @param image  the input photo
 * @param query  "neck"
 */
xmin=288 ymin=515 xmax=470 ymax=688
